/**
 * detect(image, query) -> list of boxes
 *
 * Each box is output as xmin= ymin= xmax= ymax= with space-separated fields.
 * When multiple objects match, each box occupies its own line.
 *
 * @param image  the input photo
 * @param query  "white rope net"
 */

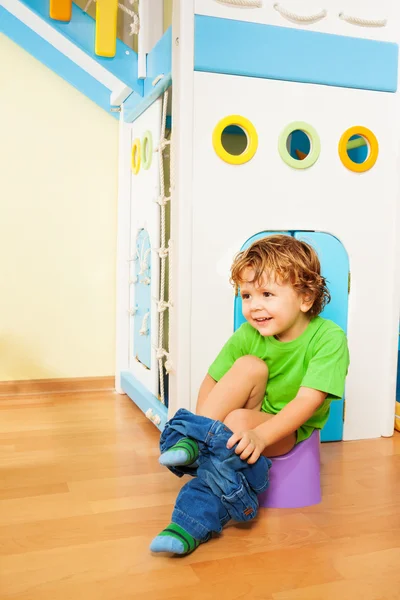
xmin=155 ymin=90 xmax=173 ymax=405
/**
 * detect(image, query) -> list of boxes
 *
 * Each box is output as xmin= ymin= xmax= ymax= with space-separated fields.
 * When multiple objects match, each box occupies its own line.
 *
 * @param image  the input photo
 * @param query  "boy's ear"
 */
xmin=300 ymin=293 xmax=315 ymax=313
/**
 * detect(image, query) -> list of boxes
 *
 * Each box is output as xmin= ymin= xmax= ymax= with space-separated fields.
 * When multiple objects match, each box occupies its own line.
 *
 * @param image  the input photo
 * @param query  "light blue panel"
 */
xmin=21 ymin=0 xmax=143 ymax=95
xmin=143 ymin=27 xmax=172 ymax=97
xmin=295 ymin=232 xmax=349 ymax=441
xmin=124 ymin=74 xmax=172 ymax=123
xmin=133 ymin=229 xmax=152 ymax=369
xmin=194 ymin=15 xmax=398 ymax=92
xmin=121 ymin=371 xmax=168 ymax=432
xmin=234 ymin=231 xmax=290 ymax=330
xmin=0 ymin=6 xmax=117 ymax=118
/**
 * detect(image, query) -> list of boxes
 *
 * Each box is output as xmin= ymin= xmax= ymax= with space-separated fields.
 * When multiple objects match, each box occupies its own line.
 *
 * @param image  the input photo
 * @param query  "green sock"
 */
xmin=150 ymin=522 xmax=201 ymax=555
xmin=159 ymin=437 xmax=199 ymax=467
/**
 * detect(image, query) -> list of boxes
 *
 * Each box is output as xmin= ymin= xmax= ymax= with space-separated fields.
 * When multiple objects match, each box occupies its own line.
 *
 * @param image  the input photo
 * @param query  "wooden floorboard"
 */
xmin=0 ymin=376 xmax=114 ymax=397
xmin=0 ymin=390 xmax=399 ymax=599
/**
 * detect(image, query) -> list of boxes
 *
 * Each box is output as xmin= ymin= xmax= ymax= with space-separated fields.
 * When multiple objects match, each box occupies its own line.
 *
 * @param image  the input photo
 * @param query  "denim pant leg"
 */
xmin=172 ymin=477 xmax=230 ymax=542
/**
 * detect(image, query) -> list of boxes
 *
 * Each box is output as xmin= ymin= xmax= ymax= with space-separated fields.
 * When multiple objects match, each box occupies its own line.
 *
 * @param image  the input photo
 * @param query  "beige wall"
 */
xmin=0 ymin=35 xmax=119 ymax=380
xmin=164 ymin=0 xmax=173 ymax=30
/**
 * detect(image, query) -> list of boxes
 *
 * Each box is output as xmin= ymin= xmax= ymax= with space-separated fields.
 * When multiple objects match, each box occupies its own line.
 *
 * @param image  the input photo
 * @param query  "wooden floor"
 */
xmin=0 ymin=392 xmax=399 ymax=600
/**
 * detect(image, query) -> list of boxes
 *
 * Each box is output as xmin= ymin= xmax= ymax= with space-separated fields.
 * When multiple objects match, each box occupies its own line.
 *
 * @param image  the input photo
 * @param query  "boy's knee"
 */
xmin=234 ymin=356 xmax=268 ymax=380
xmin=224 ymin=409 xmax=253 ymax=432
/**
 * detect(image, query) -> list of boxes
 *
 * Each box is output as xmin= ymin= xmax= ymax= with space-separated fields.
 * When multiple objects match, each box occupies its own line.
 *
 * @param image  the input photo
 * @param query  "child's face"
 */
xmin=239 ymin=268 xmax=313 ymax=342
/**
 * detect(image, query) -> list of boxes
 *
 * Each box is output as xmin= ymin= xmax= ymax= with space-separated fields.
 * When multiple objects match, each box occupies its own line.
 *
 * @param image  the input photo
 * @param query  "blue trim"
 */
xmin=121 ymin=371 xmax=168 ymax=432
xmin=0 ymin=6 xmax=117 ymax=118
xmin=124 ymin=73 xmax=172 ymax=123
xmin=294 ymin=232 xmax=349 ymax=442
xmin=21 ymin=0 xmax=143 ymax=96
xmin=194 ymin=15 xmax=398 ymax=93
xmin=124 ymin=28 xmax=172 ymax=123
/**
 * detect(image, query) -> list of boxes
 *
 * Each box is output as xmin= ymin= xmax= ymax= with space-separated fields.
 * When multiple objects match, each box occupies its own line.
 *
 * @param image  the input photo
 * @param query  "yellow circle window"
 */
xmin=213 ymin=115 xmax=258 ymax=165
xmin=131 ymin=138 xmax=141 ymax=174
xmin=339 ymin=126 xmax=378 ymax=173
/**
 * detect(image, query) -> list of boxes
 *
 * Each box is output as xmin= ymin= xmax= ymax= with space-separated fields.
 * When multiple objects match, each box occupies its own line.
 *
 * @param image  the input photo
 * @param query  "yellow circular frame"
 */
xmin=212 ymin=115 xmax=258 ymax=165
xmin=131 ymin=138 xmax=141 ymax=174
xmin=339 ymin=126 xmax=378 ymax=173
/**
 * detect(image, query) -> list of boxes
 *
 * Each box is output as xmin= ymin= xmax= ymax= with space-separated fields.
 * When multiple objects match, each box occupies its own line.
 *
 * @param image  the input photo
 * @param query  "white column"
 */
xmin=168 ymin=0 xmax=195 ymax=416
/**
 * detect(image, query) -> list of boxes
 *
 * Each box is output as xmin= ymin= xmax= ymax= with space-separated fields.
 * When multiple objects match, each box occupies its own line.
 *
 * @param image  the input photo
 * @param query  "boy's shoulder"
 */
xmin=307 ymin=317 xmax=348 ymax=354
xmin=312 ymin=316 xmax=347 ymax=337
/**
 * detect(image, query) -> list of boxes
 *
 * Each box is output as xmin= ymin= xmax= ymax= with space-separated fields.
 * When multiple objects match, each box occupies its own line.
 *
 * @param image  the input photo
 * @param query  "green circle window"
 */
xmin=278 ymin=122 xmax=320 ymax=169
xmin=141 ymin=131 xmax=153 ymax=170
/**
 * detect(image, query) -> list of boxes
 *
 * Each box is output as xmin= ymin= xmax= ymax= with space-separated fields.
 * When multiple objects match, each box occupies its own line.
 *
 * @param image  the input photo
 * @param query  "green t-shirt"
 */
xmin=208 ymin=317 xmax=350 ymax=442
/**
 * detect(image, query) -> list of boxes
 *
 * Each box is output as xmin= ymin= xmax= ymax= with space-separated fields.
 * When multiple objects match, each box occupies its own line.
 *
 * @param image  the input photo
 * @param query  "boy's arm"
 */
xmin=227 ymin=387 xmax=326 ymax=463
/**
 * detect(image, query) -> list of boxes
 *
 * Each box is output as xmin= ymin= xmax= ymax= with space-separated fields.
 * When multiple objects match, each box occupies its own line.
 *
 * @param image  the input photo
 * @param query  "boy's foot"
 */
xmin=159 ymin=437 xmax=199 ymax=467
xmin=150 ymin=523 xmax=200 ymax=555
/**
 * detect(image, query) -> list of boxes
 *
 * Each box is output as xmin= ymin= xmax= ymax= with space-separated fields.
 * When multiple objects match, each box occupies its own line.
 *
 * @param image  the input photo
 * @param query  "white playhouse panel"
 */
xmin=189 ymin=71 xmax=400 ymax=440
xmin=195 ymin=0 xmax=399 ymax=43
xmin=128 ymin=98 xmax=163 ymax=397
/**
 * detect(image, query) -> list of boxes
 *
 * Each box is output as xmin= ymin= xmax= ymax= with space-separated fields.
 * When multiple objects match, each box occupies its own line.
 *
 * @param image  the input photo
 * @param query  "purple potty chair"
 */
xmin=258 ymin=429 xmax=321 ymax=509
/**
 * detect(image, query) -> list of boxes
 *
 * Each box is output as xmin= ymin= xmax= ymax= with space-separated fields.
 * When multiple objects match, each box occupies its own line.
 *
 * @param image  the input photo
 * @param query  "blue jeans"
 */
xmin=160 ymin=409 xmax=272 ymax=541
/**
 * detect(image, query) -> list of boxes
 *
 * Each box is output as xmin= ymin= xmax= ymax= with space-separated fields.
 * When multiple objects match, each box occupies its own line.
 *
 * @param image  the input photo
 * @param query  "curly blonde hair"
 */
xmin=230 ymin=234 xmax=331 ymax=318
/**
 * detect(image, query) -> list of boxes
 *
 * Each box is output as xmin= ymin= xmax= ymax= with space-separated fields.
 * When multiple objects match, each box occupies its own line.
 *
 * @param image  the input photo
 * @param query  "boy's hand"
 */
xmin=226 ymin=429 xmax=266 ymax=464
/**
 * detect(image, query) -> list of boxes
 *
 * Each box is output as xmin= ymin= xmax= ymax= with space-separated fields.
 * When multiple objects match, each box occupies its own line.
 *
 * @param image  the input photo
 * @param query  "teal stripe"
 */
xmin=194 ymin=15 xmax=398 ymax=93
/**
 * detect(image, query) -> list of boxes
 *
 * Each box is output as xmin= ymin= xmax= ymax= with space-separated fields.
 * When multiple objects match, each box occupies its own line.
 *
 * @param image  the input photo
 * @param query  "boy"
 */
xmin=151 ymin=235 xmax=350 ymax=554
